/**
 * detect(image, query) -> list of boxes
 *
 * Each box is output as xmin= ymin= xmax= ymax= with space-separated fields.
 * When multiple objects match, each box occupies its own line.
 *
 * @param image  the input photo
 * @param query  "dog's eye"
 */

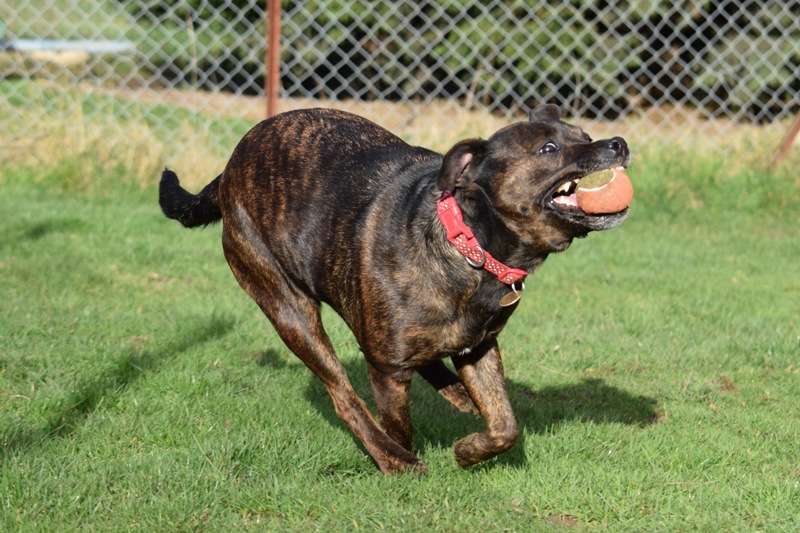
xmin=538 ymin=142 xmax=559 ymax=155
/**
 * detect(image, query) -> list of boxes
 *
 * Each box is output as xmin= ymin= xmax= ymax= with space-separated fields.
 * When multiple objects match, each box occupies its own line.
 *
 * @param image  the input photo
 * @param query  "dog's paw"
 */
xmin=380 ymin=456 xmax=429 ymax=476
xmin=372 ymin=439 xmax=429 ymax=475
xmin=454 ymin=425 xmax=519 ymax=468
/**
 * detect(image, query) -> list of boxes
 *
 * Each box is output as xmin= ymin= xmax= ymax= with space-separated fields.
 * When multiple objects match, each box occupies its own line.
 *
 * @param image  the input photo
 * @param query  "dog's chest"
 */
xmin=398 ymin=298 xmax=514 ymax=365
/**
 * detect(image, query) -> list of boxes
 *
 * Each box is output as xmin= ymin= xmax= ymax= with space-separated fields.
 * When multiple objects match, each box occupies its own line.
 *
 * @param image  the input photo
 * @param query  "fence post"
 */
xmin=770 ymin=113 xmax=800 ymax=170
xmin=265 ymin=0 xmax=281 ymax=118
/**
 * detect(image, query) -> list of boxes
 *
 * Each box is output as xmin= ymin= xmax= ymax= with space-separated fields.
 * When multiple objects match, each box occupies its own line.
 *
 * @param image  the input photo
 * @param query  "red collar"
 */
xmin=436 ymin=191 xmax=528 ymax=285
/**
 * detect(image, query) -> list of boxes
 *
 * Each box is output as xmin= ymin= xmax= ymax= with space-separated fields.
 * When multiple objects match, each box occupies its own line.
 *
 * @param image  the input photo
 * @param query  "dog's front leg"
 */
xmin=416 ymin=361 xmax=480 ymax=415
xmin=452 ymin=341 xmax=519 ymax=467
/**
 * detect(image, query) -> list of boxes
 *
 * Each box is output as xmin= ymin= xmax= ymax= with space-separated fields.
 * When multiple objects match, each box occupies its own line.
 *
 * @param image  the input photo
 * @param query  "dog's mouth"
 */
xmin=546 ymin=166 xmax=630 ymax=230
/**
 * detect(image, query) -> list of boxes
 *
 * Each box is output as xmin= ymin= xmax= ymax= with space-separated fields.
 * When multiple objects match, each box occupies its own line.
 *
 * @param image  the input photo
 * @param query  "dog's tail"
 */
xmin=159 ymin=169 xmax=223 ymax=228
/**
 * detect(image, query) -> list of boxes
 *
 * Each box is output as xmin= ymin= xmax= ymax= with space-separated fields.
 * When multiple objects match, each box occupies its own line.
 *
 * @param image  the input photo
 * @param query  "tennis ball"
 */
xmin=577 ymin=169 xmax=614 ymax=189
xmin=576 ymin=168 xmax=633 ymax=214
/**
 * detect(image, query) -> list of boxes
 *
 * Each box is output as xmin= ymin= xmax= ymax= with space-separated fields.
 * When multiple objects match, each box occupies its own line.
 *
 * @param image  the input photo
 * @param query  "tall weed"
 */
xmin=0 ymin=83 xmax=228 ymax=191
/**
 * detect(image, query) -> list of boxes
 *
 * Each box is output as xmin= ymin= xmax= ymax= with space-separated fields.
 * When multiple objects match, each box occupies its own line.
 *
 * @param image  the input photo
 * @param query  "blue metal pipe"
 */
xmin=1 ymin=38 xmax=135 ymax=54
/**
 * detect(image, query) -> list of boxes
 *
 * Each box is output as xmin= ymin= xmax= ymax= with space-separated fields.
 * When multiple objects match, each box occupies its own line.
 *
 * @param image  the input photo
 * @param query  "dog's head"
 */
xmin=437 ymin=105 xmax=631 ymax=253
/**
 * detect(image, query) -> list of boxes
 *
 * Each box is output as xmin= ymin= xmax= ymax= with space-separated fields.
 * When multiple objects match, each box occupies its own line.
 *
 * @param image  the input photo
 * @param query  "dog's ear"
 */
xmin=437 ymin=139 xmax=487 ymax=192
xmin=529 ymin=104 xmax=561 ymax=122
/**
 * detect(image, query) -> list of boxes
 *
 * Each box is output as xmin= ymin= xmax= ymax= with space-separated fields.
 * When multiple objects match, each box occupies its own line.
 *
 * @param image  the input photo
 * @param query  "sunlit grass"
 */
xmin=1 ymin=86 xmax=799 ymax=531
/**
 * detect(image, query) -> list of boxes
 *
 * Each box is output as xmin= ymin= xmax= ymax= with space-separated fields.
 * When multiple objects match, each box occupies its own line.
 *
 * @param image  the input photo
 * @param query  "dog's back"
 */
xmin=216 ymin=109 xmax=440 ymax=302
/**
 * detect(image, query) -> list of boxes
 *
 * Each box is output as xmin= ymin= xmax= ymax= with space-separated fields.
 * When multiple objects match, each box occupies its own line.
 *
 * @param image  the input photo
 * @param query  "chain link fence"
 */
xmin=1 ymin=0 xmax=798 ymax=173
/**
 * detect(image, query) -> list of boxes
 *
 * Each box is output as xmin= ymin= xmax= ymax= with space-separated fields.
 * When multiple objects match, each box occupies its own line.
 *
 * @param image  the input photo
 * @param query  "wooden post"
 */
xmin=770 ymin=113 xmax=800 ymax=170
xmin=265 ymin=0 xmax=281 ymax=118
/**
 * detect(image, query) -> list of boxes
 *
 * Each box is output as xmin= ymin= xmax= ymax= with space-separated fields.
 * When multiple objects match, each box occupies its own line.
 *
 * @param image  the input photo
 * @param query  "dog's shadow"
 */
xmin=300 ymin=357 xmax=660 ymax=470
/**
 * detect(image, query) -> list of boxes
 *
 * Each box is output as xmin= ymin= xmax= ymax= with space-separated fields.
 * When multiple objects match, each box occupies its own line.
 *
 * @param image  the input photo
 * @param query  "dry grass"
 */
xmin=2 ymin=87 xmax=157 ymax=189
xmin=2 ymin=82 xmax=798 ymax=192
xmin=1 ymin=84 xmax=224 ymax=190
xmin=117 ymin=86 xmax=800 ymax=168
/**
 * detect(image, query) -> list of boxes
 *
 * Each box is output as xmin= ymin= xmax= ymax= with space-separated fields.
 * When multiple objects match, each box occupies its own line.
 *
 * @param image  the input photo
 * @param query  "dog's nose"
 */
xmin=606 ymin=137 xmax=629 ymax=159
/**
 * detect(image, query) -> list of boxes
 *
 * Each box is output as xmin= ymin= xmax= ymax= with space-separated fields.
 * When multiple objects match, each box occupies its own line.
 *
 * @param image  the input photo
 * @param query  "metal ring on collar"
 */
xmin=465 ymin=246 xmax=486 ymax=268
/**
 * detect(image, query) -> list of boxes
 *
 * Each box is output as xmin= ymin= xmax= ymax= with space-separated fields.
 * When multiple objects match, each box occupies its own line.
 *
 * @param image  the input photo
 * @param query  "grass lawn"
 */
xmin=1 ymin=119 xmax=799 ymax=530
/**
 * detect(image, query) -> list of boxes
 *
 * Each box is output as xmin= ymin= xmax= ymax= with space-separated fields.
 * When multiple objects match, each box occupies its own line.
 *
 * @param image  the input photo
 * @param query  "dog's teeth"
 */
xmin=555 ymin=179 xmax=580 ymax=195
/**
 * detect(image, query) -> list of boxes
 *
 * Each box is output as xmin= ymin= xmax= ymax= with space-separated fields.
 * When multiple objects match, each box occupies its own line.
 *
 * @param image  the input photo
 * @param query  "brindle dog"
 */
xmin=159 ymin=105 xmax=631 ymax=474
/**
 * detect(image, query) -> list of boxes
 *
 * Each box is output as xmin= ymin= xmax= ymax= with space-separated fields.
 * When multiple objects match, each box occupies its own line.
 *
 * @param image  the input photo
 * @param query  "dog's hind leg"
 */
xmin=221 ymin=227 xmax=426 ymax=475
xmin=366 ymin=363 xmax=415 ymax=451
xmin=451 ymin=341 xmax=519 ymax=467
xmin=416 ymin=361 xmax=479 ymax=415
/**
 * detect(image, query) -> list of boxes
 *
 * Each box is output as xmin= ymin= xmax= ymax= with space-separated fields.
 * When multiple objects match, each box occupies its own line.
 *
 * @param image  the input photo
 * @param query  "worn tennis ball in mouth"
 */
xmin=576 ymin=168 xmax=633 ymax=214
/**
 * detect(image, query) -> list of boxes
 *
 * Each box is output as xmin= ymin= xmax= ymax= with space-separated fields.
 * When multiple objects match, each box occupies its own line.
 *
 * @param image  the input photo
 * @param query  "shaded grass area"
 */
xmin=1 ymin=129 xmax=799 ymax=531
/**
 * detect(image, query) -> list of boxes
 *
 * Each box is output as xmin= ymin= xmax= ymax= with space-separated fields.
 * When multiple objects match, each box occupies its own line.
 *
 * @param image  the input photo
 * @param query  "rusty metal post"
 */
xmin=770 ymin=113 xmax=800 ymax=170
xmin=265 ymin=0 xmax=281 ymax=118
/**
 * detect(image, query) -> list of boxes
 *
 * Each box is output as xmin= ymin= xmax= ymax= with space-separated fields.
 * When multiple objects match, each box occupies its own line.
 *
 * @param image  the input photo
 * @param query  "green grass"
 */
xmin=2 ymin=127 xmax=799 ymax=531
